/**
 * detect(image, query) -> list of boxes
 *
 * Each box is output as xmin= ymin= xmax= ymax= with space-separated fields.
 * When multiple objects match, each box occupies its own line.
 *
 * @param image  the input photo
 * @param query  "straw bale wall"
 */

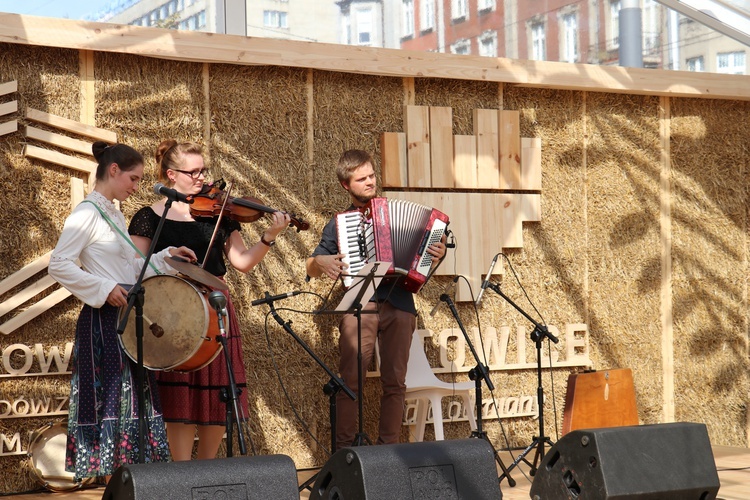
xmin=1 ymin=35 xmax=749 ymax=494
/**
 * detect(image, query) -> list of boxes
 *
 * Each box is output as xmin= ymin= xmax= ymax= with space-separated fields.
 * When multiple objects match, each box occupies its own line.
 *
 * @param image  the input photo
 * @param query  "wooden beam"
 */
xmin=26 ymin=108 xmax=117 ymax=143
xmin=24 ymin=144 xmax=97 ymax=174
xmin=0 ymin=252 xmax=51 ymax=296
xmin=0 ymin=80 xmax=17 ymax=96
xmin=79 ymin=49 xmax=95 ymax=125
xmin=0 ymin=100 xmax=17 ymax=117
xmin=25 ymin=126 xmax=93 ymax=155
xmin=380 ymin=132 xmax=407 ymax=188
xmin=0 ymin=120 xmax=16 ymax=136
xmin=1 ymin=14 xmax=748 ymax=101
xmin=0 ymin=287 xmax=72 ymax=335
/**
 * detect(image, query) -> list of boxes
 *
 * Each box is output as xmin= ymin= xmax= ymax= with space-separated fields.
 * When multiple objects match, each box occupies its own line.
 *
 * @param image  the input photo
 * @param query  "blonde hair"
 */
xmin=155 ymin=139 xmax=204 ymax=185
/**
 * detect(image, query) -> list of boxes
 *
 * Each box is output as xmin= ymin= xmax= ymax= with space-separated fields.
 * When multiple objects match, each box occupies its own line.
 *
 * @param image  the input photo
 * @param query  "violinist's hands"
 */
xmin=106 ymin=284 xmax=129 ymax=308
xmin=264 ymin=211 xmax=291 ymax=242
xmin=169 ymin=246 xmax=197 ymax=262
xmin=313 ymin=254 xmax=348 ymax=280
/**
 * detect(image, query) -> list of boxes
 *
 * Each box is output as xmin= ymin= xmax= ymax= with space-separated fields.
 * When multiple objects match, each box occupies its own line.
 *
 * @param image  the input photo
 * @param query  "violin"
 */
xmin=189 ymin=181 xmax=309 ymax=232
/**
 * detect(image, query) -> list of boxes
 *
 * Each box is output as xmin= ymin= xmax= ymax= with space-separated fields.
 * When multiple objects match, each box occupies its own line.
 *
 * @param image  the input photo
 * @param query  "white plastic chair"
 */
xmin=404 ymin=331 xmax=477 ymax=441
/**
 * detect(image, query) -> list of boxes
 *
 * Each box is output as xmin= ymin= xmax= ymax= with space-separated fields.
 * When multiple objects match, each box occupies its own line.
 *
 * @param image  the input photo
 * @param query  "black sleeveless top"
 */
xmin=129 ymin=207 xmax=241 ymax=277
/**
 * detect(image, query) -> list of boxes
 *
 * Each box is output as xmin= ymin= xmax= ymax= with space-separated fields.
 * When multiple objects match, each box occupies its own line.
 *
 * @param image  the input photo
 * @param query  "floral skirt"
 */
xmin=66 ymin=304 xmax=170 ymax=481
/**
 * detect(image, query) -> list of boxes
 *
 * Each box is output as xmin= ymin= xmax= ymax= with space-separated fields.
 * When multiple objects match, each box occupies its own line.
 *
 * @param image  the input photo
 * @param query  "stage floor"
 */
xmin=7 ymin=445 xmax=748 ymax=499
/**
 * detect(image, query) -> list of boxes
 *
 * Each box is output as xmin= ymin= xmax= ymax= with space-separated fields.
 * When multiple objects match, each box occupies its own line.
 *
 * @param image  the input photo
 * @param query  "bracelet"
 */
xmin=260 ymin=234 xmax=276 ymax=247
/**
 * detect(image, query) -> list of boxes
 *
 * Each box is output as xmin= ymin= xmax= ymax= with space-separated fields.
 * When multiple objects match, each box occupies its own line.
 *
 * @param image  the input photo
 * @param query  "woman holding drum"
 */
xmin=128 ymin=139 xmax=289 ymax=461
xmin=48 ymin=142 xmax=197 ymax=482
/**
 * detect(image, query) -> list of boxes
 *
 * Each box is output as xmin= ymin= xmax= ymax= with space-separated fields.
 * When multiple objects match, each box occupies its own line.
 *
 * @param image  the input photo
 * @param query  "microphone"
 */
xmin=207 ymin=290 xmax=228 ymax=338
xmin=251 ymin=290 xmax=302 ymax=307
xmin=153 ymin=183 xmax=194 ymax=204
xmin=429 ymin=276 xmax=458 ymax=317
xmin=208 ymin=290 xmax=227 ymax=313
xmin=475 ymin=254 xmax=499 ymax=306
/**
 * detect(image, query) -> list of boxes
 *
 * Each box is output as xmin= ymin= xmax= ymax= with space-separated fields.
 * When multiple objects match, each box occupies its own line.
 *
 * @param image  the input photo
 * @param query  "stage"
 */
xmin=6 ymin=445 xmax=748 ymax=499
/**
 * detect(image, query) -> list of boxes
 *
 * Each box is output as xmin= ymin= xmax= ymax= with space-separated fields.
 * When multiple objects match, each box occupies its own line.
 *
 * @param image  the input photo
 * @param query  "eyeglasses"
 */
xmin=171 ymin=168 xmax=209 ymax=179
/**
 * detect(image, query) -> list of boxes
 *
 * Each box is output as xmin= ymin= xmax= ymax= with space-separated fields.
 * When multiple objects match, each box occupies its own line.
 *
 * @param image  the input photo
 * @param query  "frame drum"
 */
xmin=118 ymin=274 xmax=223 ymax=372
xmin=27 ymin=422 xmax=93 ymax=492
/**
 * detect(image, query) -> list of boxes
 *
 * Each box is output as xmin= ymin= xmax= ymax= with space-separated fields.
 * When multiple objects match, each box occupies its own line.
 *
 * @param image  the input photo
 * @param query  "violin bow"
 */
xmin=201 ymin=181 xmax=234 ymax=270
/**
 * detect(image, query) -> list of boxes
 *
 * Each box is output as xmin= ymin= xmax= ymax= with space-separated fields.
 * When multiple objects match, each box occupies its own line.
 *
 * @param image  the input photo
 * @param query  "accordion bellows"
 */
xmin=336 ymin=197 xmax=449 ymax=293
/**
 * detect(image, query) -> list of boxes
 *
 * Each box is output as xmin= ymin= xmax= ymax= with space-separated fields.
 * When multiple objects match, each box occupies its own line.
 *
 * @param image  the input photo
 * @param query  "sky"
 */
xmin=0 ymin=0 xmax=115 ymax=20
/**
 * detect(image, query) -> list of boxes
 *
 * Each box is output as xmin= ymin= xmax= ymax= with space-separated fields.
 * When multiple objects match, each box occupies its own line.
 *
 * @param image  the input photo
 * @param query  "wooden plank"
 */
xmin=499 ymin=110 xmax=521 ymax=189
xmin=0 ymin=100 xmax=17 ymax=117
xmin=71 ymin=177 xmax=86 ymax=208
xmin=429 ymin=106 xmax=454 ymax=188
xmin=0 ymin=252 xmax=52 ymax=295
xmin=0 ymin=287 xmax=72 ymax=335
xmin=1 ymin=15 xmax=748 ymax=101
xmin=473 ymin=109 xmax=500 ymax=189
xmin=500 ymin=193 xmax=522 ymax=248
xmin=79 ymin=49 xmax=95 ymax=125
xmin=26 ymin=108 xmax=117 ymax=143
xmin=521 ymin=193 xmax=541 ymax=222
xmin=521 ymin=137 xmax=542 ymax=190
xmin=660 ymin=95 xmax=675 ymax=423
xmin=380 ymin=132 xmax=407 ymax=188
xmin=405 ymin=105 xmax=431 ymax=187
xmin=0 ymin=80 xmax=17 ymax=96
xmin=453 ymin=135 xmax=477 ymax=188
xmin=24 ymin=144 xmax=97 ymax=174
xmin=0 ymin=120 xmax=17 ymax=136
xmin=0 ymin=275 xmax=57 ymax=317
xmin=25 ymin=126 xmax=93 ymax=155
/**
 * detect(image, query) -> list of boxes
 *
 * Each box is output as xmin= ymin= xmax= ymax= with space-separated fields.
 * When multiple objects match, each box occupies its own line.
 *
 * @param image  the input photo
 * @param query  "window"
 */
xmin=609 ymin=0 xmax=620 ymax=49
xmin=686 ymin=56 xmax=704 ymax=72
xmin=356 ymin=8 xmax=373 ymax=45
xmin=717 ymin=51 xmax=746 ymax=74
xmin=452 ymin=0 xmax=468 ymax=21
xmin=403 ymin=0 xmax=414 ymax=38
xmin=561 ymin=12 xmax=578 ymax=63
xmin=421 ymin=0 xmax=435 ymax=32
xmin=479 ymin=31 xmax=497 ymax=57
xmin=341 ymin=13 xmax=351 ymax=44
xmin=197 ymin=10 xmax=206 ymax=29
xmin=451 ymin=39 xmax=471 ymax=55
xmin=531 ymin=22 xmax=546 ymax=60
xmin=478 ymin=0 xmax=495 ymax=12
xmin=263 ymin=10 xmax=288 ymax=29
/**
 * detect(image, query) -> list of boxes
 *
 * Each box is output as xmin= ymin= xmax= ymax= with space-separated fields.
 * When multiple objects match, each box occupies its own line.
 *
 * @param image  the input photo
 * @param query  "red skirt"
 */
xmin=155 ymin=292 xmax=248 ymax=426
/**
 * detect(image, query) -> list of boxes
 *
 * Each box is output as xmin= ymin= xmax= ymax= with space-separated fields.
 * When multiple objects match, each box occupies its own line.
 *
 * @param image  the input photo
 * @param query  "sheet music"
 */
xmin=335 ymin=261 xmax=391 ymax=312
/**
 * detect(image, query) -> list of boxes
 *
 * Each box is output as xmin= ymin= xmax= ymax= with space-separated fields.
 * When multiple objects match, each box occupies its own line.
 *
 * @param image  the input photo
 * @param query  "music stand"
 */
xmin=316 ymin=261 xmax=390 ymax=447
xmin=116 ymin=199 xmax=175 ymax=463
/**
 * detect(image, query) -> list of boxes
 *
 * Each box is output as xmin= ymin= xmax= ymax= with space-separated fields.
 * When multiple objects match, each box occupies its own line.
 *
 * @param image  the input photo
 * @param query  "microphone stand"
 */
xmin=261 ymin=297 xmax=355 ymax=493
xmin=485 ymin=281 xmax=558 ymax=481
xmin=116 ymin=198 xmax=174 ymax=463
xmin=438 ymin=292 xmax=515 ymax=487
xmin=208 ymin=291 xmax=247 ymax=457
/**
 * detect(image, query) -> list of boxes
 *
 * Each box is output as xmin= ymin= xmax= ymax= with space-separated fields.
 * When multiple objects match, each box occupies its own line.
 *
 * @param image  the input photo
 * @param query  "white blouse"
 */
xmin=49 ymin=191 xmax=177 ymax=308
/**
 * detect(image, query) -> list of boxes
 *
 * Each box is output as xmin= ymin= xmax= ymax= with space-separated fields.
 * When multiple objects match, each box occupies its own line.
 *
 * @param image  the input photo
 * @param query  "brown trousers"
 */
xmin=335 ymin=301 xmax=416 ymax=449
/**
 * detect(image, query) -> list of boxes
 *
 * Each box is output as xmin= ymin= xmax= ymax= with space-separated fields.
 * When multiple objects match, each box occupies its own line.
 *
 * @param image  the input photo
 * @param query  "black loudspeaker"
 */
xmin=530 ymin=422 xmax=720 ymax=500
xmin=310 ymin=438 xmax=502 ymax=500
xmin=101 ymin=454 xmax=299 ymax=500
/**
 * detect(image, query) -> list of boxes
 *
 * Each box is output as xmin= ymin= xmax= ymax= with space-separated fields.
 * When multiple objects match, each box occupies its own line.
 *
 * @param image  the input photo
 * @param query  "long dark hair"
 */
xmin=92 ymin=141 xmax=144 ymax=181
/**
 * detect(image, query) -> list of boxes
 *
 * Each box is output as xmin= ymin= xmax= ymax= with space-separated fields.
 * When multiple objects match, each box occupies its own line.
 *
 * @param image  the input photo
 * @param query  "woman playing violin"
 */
xmin=128 ymin=140 xmax=289 ymax=461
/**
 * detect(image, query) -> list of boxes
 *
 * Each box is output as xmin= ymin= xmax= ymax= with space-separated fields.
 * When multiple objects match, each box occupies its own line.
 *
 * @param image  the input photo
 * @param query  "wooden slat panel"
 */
xmin=521 ymin=137 xmax=542 ymax=190
xmin=0 ymin=100 xmax=17 ymax=117
xmin=500 ymin=193 xmax=523 ymax=248
xmin=499 ymin=110 xmax=521 ymax=189
xmin=0 ymin=80 xmax=17 ymax=96
xmin=453 ymin=135 xmax=477 ymax=188
xmin=405 ymin=105 xmax=431 ymax=187
xmin=429 ymin=106 xmax=454 ymax=188
xmin=24 ymin=144 xmax=97 ymax=174
xmin=521 ymin=193 xmax=541 ymax=222
xmin=473 ymin=109 xmax=500 ymax=189
xmin=380 ymin=132 xmax=407 ymax=188
xmin=0 ymin=275 xmax=57 ymax=317
xmin=26 ymin=108 xmax=117 ymax=142
xmin=25 ymin=126 xmax=93 ymax=155
xmin=0 ymin=120 xmax=17 ymax=136
xmin=0 ymin=252 xmax=52 ymax=295
xmin=0 ymin=287 xmax=72 ymax=335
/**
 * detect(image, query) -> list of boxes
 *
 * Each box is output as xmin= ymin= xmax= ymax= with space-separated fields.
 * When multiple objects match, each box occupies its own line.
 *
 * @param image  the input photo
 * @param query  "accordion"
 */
xmin=335 ymin=197 xmax=449 ymax=293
